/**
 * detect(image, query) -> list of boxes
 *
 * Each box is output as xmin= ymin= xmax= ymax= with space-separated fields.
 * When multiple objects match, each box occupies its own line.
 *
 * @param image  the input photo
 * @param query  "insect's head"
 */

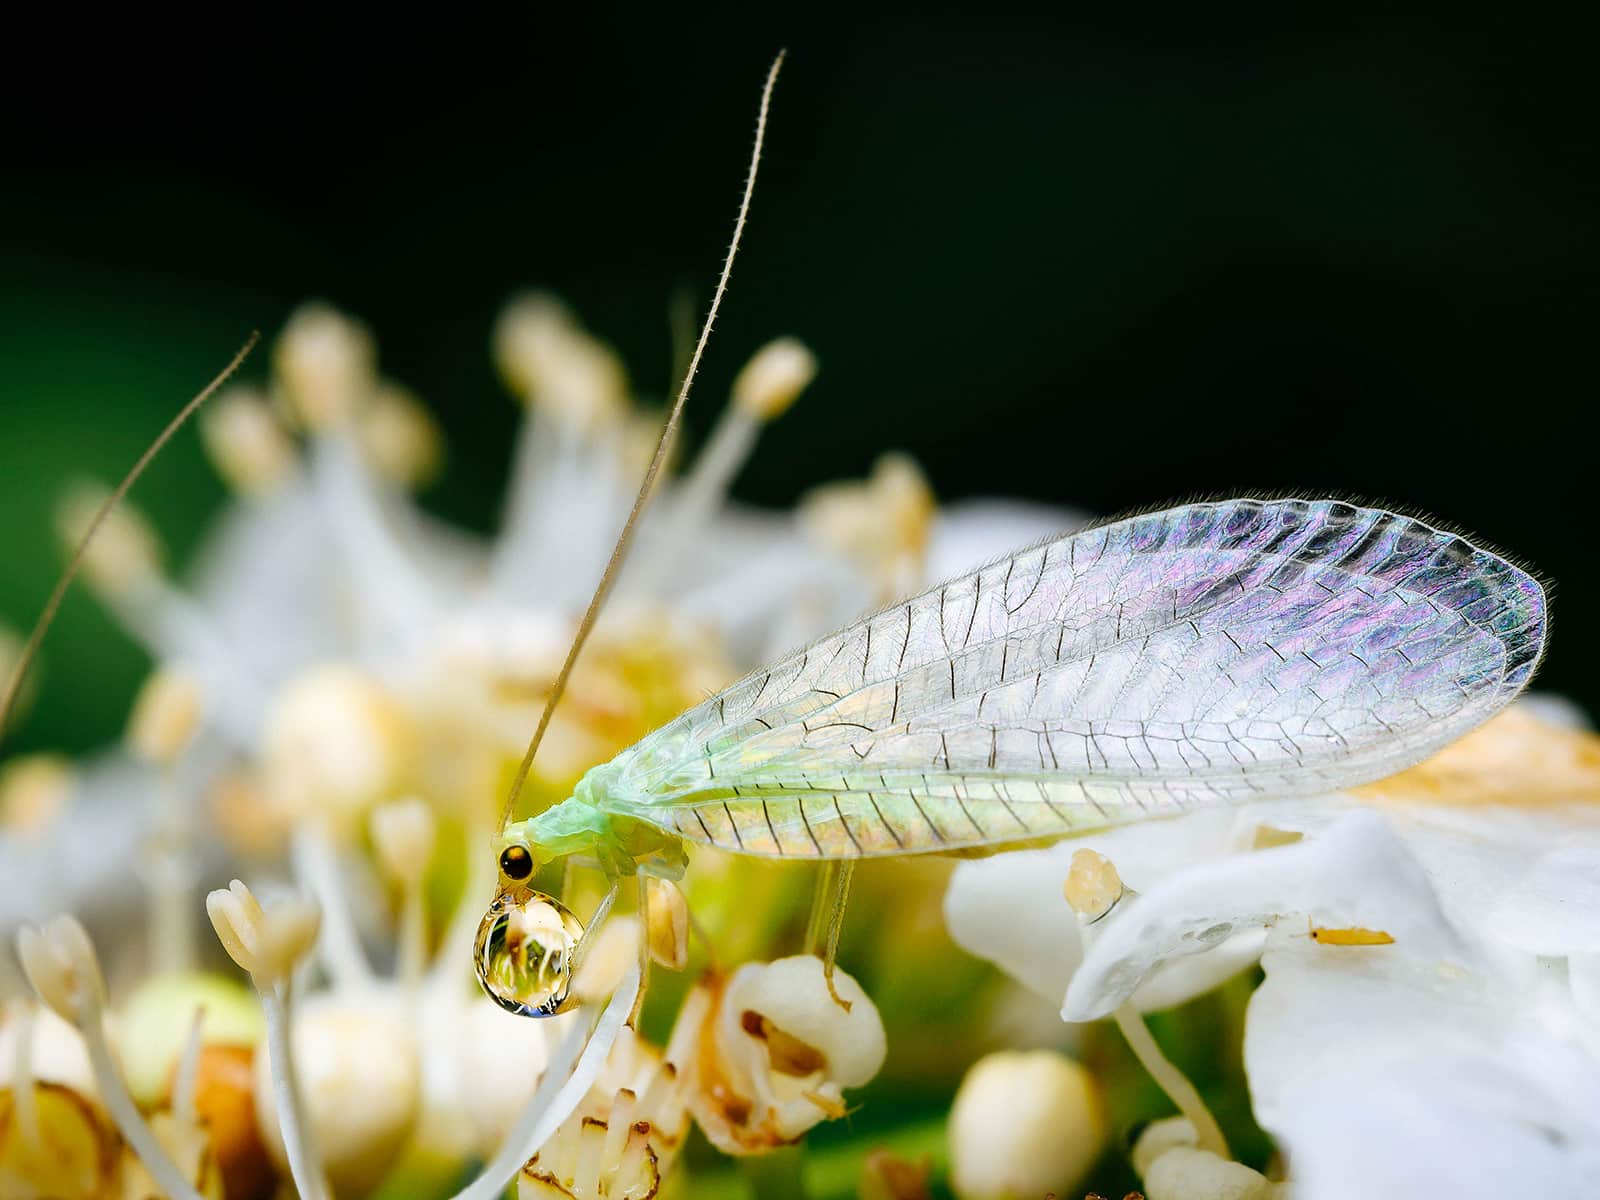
xmin=474 ymin=835 xmax=586 ymax=1017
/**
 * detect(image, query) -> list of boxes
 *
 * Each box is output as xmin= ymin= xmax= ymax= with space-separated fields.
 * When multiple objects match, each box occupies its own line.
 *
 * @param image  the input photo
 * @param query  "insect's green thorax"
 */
xmin=506 ymin=765 xmax=687 ymax=880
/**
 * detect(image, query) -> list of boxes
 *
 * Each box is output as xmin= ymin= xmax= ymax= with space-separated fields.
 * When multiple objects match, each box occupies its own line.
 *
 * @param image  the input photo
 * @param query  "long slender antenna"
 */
xmin=0 ymin=333 xmax=261 ymax=750
xmin=498 ymin=51 xmax=787 ymax=832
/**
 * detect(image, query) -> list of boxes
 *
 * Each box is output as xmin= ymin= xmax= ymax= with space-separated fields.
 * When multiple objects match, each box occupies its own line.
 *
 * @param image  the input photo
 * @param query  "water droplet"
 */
xmin=474 ymin=888 xmax=586 ymax=1017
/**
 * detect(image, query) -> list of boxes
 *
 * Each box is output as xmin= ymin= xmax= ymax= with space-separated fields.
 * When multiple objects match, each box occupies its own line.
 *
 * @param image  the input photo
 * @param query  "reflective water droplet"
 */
xmin=474 ymin=888 xmax=586 ymax=1017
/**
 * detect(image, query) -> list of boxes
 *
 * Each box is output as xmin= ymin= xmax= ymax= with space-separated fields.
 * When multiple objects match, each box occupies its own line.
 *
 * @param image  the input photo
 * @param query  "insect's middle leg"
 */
xmin=569 ymin=877 xmax=619 ymax=983
xmin=630 ymin=874 xmax=652 ymax=1026
xmin=805 ymin=860 xmax=856 ymax=1011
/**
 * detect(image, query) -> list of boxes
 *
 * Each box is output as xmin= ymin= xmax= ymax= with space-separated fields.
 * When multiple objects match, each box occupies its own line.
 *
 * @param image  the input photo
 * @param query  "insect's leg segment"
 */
xmin=804 ymin=862 xmax=835 ymax=953
xmin=630 ymin=875 xmax=652 ymax=1027
xmin=568 ymin=877 xmax=619 ymax=982
xmin=806 ymin=861 xmax=856 ymax=1011
xmin=686 ymin=903 xmax=720 ymax=973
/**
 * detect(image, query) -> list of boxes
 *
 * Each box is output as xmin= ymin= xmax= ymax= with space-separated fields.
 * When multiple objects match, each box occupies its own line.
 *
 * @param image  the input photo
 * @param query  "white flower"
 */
xmin=945 ymin=700 xmax=1600 ymax=1199
xmin=2 ymin=299 xmax=898 ymax=946
xmin=415 ymin=991 xmax=565 ymax=1159
xmin=519 ymin=1020 xmax=692 ymax=1199
xmin=686 ymin=955 xmax=886 ymax=1154
xmin=2 ymin=291 xmax=1089 ymax=1197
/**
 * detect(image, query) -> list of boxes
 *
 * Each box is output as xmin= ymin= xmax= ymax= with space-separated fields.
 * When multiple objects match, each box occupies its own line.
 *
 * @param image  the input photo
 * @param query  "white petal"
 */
xmin=944 ymin=842 xmax=1086 ymax=1003
xmin=189 ymin=481 xmax=346 ymax=686
xmin=1482 ymin=845 xmax=1600 ymax=955
xmin=947 ymin=805 xmax=1312 ymax=1011
xmin=1063 ymin=810 xmax=1465 ymax=1021
xmin=1379 ymin=805 xmax=1600 ymax=959
xmin=1246 ymin=949 xmax=1600 ymax=1200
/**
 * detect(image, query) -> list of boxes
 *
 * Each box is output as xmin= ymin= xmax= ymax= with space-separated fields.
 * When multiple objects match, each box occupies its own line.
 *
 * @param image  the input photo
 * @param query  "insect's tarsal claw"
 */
xmin=823 ymin=966 xmax=853 ymax=1013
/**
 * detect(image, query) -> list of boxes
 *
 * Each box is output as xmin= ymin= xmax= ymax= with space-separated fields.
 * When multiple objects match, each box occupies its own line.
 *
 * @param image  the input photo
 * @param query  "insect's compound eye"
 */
xmin=499 ymin=844 xmax=534 ymax=881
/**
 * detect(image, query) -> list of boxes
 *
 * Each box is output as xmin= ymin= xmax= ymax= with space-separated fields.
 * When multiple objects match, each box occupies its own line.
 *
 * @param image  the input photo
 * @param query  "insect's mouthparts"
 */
xmin=474 ymin=888 xmax=586 ymax=1017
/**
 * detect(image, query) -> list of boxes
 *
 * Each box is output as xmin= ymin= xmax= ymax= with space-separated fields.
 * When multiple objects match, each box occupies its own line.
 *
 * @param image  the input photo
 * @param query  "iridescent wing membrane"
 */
xmin=602 ymin=498 xmax=1546 ymax=858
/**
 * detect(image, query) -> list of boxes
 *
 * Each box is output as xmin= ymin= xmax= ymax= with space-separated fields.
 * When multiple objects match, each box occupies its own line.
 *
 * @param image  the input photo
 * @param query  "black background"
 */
xmin=2 ymin=6 xmax=1594 ymax=751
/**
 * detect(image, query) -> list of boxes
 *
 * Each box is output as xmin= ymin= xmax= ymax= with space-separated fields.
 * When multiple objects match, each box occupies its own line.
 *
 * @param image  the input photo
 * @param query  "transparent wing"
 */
xmin=599 ymin=498 xmax=1546 ymax=858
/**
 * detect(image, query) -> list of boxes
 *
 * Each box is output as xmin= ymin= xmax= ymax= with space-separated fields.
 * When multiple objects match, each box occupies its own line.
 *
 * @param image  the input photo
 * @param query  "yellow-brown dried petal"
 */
xmin=0 ymin=1083 xmax=120 ymax=1200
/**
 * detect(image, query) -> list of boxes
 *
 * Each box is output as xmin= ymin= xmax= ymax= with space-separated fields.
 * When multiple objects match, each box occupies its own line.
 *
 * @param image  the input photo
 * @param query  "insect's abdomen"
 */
xmin=645 ymin=777 xmax=1155 ymax=859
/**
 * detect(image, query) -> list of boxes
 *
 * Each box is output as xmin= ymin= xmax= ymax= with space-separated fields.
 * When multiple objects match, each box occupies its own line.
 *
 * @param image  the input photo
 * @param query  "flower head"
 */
xmin=205 ymin=880 xmax=320 ymax=989
xmin=520 ymin=1023 xmax=691 ymax=1200
xmin=2 ymin=288 xmax=1085 ymax=1199
xmin=687 ymin=955 xmax=886 ymax=1154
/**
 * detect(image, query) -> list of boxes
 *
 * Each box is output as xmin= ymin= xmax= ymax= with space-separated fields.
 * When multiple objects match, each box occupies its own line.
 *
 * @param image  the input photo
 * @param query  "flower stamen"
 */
xmin=16 ymin=916 xmax=208 ymax=1200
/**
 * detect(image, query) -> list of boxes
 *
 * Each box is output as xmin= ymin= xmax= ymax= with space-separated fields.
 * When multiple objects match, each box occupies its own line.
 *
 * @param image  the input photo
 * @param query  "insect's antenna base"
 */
xmin=497 ymin=50 xmax=787 ymax=832
xmin=0 ymin=332 xmax=261 ymax=751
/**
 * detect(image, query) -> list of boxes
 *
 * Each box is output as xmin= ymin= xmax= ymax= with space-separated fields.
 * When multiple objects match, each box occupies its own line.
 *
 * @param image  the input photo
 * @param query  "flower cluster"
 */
xmin=1 ymin=295 xmax=1079 ymax=1198
xmin=10 ymin=286 xmax=1588 ymax=1200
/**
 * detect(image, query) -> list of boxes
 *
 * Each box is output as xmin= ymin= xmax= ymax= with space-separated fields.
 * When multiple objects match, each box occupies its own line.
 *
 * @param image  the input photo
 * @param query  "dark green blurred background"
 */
xmin=2 ymin=8 xmax=1594 ymax=755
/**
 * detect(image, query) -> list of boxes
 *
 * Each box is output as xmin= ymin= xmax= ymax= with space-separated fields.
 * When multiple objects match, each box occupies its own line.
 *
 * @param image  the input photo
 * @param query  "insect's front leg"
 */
xmin=631 ymin=873 xmax=651 ymax=1027
xmin=567 ymin=869 xmax=620 ymax=986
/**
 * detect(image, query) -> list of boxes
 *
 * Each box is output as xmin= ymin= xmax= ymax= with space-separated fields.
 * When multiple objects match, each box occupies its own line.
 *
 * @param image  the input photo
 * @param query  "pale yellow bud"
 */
xmin=1064 ymin=848 xmax=1124 ymax=921
xmin=538 ymin=338 xmax=629 ymax=430
xmin=205 ymin=880 xmax=320 ymax=986
xmin=571 ymin=916 xmax=640 ymax=1004
xmin=262 ymin=666 xmax=411 ymax=824
xmin=645 ymin=878 xmax=689 ymax=970
xmin=200 ymin=385 xmax=296 ymax=493
xmin=0 ymin=754 xmax=73 ymax=836
xmin=114 ymin=971 xmax=264 ymax=1107
xmin=369 ymin=797 xmax=436 ymax=884
xmin=1142 ymin=1147 xmax=1280 ymax=1200
xmin=16 ymin=915 xmax=106 ymax=1024
xmin=800 ymin=453 xmax=935 ymax=598
xmin=948 ymin=1050 xmax=1105 ymax=1200
xmin=206 ymin=768 xmax=288 ymax=858
xmin=54 ymin=483 xmax=161 ymax=595
xmin=125 ymin=667 xmax=204 ymax=767
xmin=253 ymin=999 xmax=420 ymax=1196
xmin=274 ymin=303 xmax=376 ymax=431
xmin=360 ymin=382 xmax=443 ymax=488
xmin=492 ymin=294 xmax=628 ymax=428
xmin=732 ymin=337 xmax=817 ymax=420
xmin=1131 ymin=1116 xmax=1201 ymax=1177
xmin=494 ymin=293 xmax=572 ymax=400
xmin=873 ymin=452 xmax=936 ymax=551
